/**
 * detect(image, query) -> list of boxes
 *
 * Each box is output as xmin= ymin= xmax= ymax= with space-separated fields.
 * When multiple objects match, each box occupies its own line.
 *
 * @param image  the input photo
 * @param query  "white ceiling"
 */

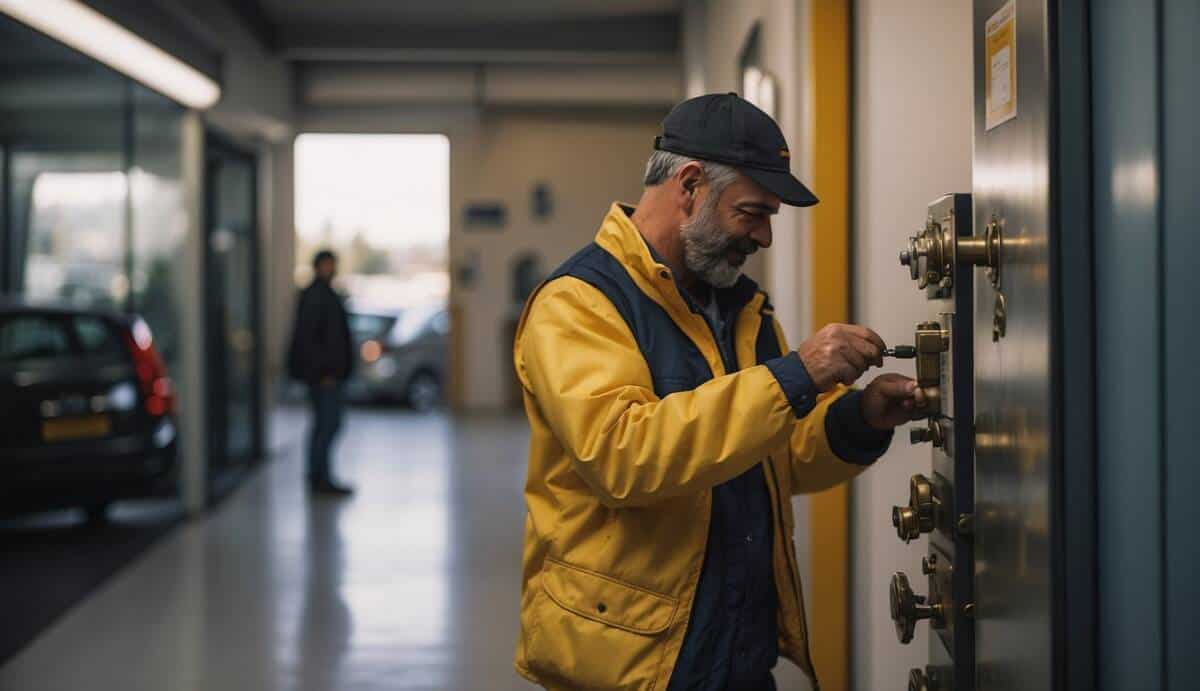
xmin=256 ymin=0 xmax=680 ymax=25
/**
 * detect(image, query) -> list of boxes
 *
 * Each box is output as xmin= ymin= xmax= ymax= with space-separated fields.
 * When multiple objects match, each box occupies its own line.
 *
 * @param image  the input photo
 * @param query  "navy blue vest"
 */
xmin=548 ymin=242 xmax=783 ymax=690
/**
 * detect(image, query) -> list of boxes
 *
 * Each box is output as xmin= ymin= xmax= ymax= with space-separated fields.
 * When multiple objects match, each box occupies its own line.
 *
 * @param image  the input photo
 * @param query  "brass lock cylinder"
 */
xmin=913 ymin=321 xmax=949 ymax=389
xmin=910 ymin=418 xmax=946 ymax=447
xmin=892 ymin=474 xmax=936 ymax=542
xmin=897 ymin=214 xmax=1001 ymax=291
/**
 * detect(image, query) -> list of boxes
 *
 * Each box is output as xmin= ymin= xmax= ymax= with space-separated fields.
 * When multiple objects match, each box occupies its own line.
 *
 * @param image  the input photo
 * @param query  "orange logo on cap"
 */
xmin=779 ymin=149 xmax=791 ymax=160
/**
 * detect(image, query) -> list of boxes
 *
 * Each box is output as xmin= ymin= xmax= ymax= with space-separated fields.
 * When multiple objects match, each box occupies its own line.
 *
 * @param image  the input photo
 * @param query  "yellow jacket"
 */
xmin=513 ymin=203 xmax=868 ymax=690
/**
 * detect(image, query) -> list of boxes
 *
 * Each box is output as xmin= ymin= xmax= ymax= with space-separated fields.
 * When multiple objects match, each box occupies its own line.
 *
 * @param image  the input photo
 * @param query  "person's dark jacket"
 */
xmin=287 ymin=279 xmax=355 ymax=384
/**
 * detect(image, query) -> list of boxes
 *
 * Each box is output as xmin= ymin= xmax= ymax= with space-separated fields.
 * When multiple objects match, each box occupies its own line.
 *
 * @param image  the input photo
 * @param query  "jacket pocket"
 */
xmin=526 ymin=558 xmax=679 ymax=690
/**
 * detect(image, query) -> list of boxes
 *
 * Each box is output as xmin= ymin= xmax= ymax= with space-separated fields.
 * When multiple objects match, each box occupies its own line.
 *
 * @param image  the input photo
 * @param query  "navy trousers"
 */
xmin=307 ymin=382 xmax=344 ymax=485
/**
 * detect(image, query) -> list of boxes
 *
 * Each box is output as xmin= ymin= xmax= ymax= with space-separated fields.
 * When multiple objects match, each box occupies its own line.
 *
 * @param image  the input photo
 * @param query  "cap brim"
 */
xmin=741 ymin=167 xmax=819 ymax=207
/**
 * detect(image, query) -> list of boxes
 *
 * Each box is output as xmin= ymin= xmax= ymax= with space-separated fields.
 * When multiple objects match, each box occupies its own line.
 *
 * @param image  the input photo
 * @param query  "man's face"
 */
xmin=680 ymin=173 xmax=779 ymax=288
xmin=317 ymin=258 xmax=338 ymax=281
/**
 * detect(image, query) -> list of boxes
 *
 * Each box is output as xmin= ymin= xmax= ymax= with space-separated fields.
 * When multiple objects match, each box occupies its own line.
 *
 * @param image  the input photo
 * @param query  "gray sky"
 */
xmin=294 ymin=134 xmax=450 ymax=250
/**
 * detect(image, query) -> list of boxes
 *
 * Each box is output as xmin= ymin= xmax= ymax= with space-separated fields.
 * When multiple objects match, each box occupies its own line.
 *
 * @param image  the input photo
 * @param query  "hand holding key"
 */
xmin=796 ymin=323 xmax=887 ymax=392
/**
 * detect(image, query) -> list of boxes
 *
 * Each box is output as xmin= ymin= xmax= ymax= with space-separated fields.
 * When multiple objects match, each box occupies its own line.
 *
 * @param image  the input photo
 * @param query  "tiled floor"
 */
xmin=0 ymin=407 xmax=538 ymax=691
xmin=0 ymin=405 xmax=818 ymax=690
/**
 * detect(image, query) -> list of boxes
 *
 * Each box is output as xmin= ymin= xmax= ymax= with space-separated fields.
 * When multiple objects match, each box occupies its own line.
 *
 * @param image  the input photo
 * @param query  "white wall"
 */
xmin=849 ymin=1 xmax=973 ymax=689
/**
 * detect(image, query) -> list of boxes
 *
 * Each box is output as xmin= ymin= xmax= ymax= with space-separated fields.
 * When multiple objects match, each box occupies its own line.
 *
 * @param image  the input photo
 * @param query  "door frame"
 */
xmin=202 ymin=131 xmax=264 ymax=503
xmin=1049 ymin=2 xmax=1098 ymax=690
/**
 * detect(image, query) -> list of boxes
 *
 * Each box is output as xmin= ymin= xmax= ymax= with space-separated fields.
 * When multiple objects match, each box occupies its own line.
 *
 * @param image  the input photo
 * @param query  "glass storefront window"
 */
xmin=1 ymin=15 xmax=186 ymax=374
xmin=130 ymin=85 xmax=186 ymax=374
xmin=18 ymin=159 xmax=128 ymax=309
xmin=1 ymin=14 xmax=127 ymax=305
xmin=1 ymin=11 xmax=264 ymax=505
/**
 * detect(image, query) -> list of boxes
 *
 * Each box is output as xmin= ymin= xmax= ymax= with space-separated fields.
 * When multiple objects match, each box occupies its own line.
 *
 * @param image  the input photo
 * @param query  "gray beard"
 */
xmin=680 ymin=201 xmax=743 ymax=289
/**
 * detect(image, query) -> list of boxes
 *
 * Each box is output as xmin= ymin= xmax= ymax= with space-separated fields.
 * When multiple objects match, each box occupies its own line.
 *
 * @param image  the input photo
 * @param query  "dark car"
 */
xmin=0 ymin=301 xmax=179 ymax=521
xmin=345 ymin=305 xmax=448 ymax=411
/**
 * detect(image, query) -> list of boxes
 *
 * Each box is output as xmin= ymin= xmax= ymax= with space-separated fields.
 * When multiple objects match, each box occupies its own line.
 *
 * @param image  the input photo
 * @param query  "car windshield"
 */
xmin=0 ymin=314 xmax=74 ymax=363
xmin=348 ymin=313 xmax=397 ymax=340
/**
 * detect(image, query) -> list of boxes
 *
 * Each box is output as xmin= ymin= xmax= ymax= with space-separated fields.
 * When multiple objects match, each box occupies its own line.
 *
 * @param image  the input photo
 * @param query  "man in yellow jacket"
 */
xmin=513 ymin=93 xmax=922 ymax=691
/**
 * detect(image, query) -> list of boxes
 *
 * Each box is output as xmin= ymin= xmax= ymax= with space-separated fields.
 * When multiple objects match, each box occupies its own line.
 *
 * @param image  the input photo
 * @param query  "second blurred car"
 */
xmin=344 ymin=305 xmax=448 ymax=411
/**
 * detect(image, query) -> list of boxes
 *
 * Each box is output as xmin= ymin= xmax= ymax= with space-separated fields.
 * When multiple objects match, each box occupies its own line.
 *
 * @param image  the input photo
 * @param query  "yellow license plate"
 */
xmin=42 ymin=415 xmax=112 ymax=442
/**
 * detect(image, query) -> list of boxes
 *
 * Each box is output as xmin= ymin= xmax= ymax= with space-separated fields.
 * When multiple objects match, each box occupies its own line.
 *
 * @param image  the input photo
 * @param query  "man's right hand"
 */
xmin=796 ymin=323 xmax=887 ymax=392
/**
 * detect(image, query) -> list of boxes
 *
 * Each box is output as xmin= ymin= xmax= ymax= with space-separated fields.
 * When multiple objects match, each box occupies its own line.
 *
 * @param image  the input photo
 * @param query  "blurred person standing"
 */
xmin=288 ymin=250 xmax=355 ymax=496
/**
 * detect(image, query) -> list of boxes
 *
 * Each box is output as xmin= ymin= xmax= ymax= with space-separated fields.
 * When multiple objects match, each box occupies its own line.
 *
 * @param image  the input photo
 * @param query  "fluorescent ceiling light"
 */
xmin=0 ymin=0 xmax=221 ymax=109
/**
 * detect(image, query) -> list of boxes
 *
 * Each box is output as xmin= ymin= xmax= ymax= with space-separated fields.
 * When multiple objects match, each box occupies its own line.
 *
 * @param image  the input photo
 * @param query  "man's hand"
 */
xmin=861 ymin=373 xmax=925 ymax=431
xmin=796 ymin=323 xmax=886 ymax=392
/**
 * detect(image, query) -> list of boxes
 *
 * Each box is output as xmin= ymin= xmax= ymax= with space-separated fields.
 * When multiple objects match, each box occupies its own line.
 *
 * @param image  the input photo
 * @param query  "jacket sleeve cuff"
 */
xmin=764 ymin=352 xmax=819 ymax=419
xmin=826 ymin=390 xmax=893 ymax=465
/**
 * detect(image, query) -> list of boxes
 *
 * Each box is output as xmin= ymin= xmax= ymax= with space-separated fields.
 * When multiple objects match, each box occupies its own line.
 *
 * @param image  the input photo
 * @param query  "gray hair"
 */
xmin=643 ymin=150 xmax=739 ymax=198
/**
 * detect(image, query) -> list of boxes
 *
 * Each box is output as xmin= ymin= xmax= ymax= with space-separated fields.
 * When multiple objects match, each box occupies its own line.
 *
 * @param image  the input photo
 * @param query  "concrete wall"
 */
xmin=300 ymin=105 xmax=664 ymax=410
xmin=849 ymin=1 xmax=973 ymax=689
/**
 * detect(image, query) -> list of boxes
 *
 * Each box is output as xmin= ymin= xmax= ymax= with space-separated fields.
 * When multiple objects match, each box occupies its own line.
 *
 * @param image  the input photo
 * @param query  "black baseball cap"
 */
xmin=654 ymin=92 xmax=819 ymax=207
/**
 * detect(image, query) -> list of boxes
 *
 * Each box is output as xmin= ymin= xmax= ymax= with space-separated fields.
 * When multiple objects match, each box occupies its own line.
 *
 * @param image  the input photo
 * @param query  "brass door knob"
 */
xmin=890 ymin=571 xmax=942 ymax=644
xmin=908 ymin=419 xmax=945 ymax=447
xmin=892 ymin=474 xmax=935 ymax=542
xmin=909 ymin=666 xmax=952 ymax=691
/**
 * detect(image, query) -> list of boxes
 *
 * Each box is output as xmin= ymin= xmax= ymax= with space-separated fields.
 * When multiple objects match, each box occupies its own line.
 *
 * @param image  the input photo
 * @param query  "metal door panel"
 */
xmin=1092 ymin=2 xmax=1164 ymax=688
xmin=1163 ymin=2 xmax=1200 ymax=687
xmin=971 ymin=1 xmax=1052 ymax=689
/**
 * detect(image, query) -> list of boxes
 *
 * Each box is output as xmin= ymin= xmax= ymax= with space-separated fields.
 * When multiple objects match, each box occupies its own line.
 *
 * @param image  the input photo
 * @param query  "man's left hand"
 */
xmin=860 ymin=373 xmax=925 ymax=431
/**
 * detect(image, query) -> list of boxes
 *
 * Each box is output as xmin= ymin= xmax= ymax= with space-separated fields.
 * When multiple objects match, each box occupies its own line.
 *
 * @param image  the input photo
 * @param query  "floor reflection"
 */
xmin=296 ymin=499 xmax=352 ymax=691
xmin=0 ymin=406 xmax=537 ymax=691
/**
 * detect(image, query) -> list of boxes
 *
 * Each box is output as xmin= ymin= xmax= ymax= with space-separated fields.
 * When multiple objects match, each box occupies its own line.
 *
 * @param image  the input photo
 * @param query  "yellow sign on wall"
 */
xmin=985 ymin=1 xmax=1017 ymax=130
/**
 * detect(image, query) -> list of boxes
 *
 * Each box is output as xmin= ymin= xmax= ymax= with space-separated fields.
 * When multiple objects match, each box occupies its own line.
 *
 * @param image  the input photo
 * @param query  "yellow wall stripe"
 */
xmin=807 ymin=2 xmax=852 ymax=690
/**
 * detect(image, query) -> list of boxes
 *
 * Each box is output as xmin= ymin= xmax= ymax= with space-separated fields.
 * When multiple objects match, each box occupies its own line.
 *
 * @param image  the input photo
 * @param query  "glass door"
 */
xmin=204 ymin=136 xmax=261 ymax=499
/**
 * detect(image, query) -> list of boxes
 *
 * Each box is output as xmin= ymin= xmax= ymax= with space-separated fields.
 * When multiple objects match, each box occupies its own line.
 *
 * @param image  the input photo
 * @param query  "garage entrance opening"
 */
xmin=293 ymin=134 xmax=451 ymax=410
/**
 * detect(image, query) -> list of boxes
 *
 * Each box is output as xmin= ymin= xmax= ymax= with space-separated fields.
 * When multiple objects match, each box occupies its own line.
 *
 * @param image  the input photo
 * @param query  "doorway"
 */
xmin=292 ymin=134 xmax=450 ymax=411
xmin=204 ymin=135 xmax=262 ymax=500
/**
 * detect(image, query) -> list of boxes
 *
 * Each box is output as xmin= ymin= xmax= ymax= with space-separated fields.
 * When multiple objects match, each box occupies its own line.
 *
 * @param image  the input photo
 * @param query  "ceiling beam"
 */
xmin=277 ymin=13 xmax=679 ymax=64
xmin=219 ymin=0 xmax=278 ymax=52
xmin=295 ymin=62 xmax=682 ymax=109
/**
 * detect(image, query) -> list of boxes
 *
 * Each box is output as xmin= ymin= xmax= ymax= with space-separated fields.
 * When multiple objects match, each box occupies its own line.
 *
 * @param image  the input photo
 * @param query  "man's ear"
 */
xmin=675 ymin=162 xmax=704 ymax=215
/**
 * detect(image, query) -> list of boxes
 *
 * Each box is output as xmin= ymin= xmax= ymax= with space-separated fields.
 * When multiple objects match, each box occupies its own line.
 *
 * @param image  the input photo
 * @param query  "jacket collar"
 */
xmin=594 ymin=202 xmax=762 ymax=316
